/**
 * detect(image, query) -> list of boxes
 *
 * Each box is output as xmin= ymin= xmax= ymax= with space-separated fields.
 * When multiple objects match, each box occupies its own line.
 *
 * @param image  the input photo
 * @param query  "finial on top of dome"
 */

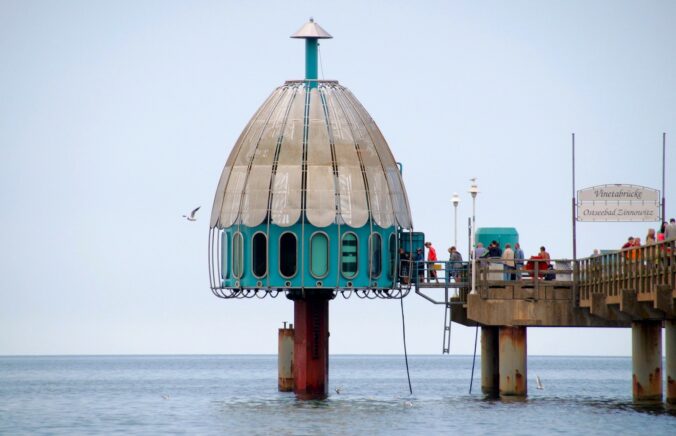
xmin=290 ymin=18 xmax=333 ymax=39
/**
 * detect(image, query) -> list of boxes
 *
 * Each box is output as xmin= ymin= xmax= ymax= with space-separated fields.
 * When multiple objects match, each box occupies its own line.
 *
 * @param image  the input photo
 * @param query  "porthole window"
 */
xmin=341 ymin=232 xmax=358 ymax=279
xmin=369 ymin=233 xmax=382 ymax=278
xmin=388 ymin=233 xmax=397 ymax=280
xmin=310 ymin=232 xmax=329 ymax=278
xmin=252 ymin=232 xmax=267 ymax=278
xmin=232 ymin=232 xmax=244 ymax=279
xmin=279 ymin=232 xmax=297 ymax=278
xmin=220 ymin=231 xmax=229 ymax=279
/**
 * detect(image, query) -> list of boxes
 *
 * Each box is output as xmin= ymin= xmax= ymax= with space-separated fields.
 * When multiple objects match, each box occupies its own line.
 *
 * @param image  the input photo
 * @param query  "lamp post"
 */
xmin=468 ymin=179 xmax=479 ymax=294
xmin=451 ymin=193 xmax=461 ymax=248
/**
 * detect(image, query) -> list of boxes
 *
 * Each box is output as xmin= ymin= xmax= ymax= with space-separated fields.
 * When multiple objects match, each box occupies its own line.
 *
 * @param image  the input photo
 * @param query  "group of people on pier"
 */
xmin=406 ymin=240 xmax=554 ymax=285
xmin=617 ymin=218 xmax=676 ymax=252
xmin=400 ymin=218 xmax=676 ymax=286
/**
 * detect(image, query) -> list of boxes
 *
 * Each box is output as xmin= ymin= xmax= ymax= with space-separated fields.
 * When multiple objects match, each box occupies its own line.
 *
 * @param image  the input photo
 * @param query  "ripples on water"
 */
xmin=0 ymin=355 xmax=673 ymax=434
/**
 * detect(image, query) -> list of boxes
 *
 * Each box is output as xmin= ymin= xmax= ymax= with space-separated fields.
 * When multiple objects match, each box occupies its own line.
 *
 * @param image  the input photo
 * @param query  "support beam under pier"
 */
xmin=481 ymin=326 xmax=499 ymax=396
xmin=631 ymin=321 xmax=662 ymax=402
xmin=499 ymin=326 xmax=527 ymax=397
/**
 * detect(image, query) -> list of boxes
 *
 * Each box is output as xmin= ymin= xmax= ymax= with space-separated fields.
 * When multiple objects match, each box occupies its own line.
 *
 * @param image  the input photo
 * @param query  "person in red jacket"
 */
xmin=425 ymin=241 xmax=439 ymax=283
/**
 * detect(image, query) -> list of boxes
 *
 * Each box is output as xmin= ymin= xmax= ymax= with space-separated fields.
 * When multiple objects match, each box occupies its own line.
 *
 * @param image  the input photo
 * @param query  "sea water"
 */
xmin=0 ymin=355 xmax=673 ymax=434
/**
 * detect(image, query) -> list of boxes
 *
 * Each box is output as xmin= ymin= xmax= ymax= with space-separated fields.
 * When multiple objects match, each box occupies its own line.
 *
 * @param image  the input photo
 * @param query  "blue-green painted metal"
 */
xmin=400 ymin=231 xmax=425 ymax=285
xmin=305 ymin=38 xmax=318 ymax=88
xmin=218 ymin=221 xmax=399 ymax=290
xmin=475 ymin=227 xmax=519 ymax=249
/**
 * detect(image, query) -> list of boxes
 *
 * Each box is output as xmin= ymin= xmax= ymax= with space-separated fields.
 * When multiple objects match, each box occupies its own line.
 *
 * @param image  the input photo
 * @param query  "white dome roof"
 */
xmin=210 ymin=81 xmax=412 ymax=230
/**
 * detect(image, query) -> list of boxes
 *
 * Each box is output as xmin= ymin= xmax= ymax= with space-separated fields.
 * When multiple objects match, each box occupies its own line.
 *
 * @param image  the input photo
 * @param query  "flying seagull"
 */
xmin=183 ymin=206 xmax=200 ymax=221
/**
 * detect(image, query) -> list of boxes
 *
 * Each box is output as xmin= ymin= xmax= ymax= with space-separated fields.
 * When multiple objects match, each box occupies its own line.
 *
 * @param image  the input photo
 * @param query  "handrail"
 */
xmin=577 ymin=239 xmax=676 ymax=305
xmin=408 ymin=260 xmax=471 ymax=287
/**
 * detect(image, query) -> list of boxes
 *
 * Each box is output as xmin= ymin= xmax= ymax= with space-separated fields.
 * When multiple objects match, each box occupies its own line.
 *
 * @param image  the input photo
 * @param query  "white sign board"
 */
xmin=577 ymin=184 xmax=661 ymax=222
xmin=577 ymin=184 xmax=659 ymax=202
xmin=577 ymin=203 xmax=660 ymax=222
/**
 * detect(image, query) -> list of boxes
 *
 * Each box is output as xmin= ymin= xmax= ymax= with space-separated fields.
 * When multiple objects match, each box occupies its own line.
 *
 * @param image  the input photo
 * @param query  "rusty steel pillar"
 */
xmin=631 ymin=321 xmax=662 ymax=402
xmin=278 ymin=322 xmax=294 ymax=392
xmin=293 ymin=291 xmax=331 ymax=400
xmin=481 ymin=326 xmax=499 ymax=396
xmin=666 ymin=320 xmax=675 ymax=405
xmin=499 ymin=326 xmax=527 ymax=397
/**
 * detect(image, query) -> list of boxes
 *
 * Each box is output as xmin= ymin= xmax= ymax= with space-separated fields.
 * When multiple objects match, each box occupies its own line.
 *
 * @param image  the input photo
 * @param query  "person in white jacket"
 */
xmin=502 ymin=244 xmax=515 ymax=281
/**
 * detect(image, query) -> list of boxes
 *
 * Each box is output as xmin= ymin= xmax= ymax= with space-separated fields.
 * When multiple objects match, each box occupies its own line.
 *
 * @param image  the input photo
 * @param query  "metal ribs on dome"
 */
xmin=210 ymin=81 xmax=412 ymax=230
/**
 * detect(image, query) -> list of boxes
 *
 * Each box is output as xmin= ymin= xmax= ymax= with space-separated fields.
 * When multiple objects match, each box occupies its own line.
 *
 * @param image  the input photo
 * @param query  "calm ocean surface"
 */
xmin=0 ymin=355 xmax=673 ymax=435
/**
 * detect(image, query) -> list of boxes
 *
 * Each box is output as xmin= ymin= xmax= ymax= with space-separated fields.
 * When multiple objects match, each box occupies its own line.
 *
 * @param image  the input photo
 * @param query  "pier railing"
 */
xmin=405 ymin=260 xmax=470 ymax=287
xmin=410 ymin=240 xmax=676 ymax=307
xmin=405 ymin=260 xmax=470 ymax=305
xmin=472 ymin=257 xmax=573 ymax=302
xmin=577 ymin=239 xmax=676 ymax=306
xmin=411 ymin=257 xmax=573 ymax=303
xmin=406 ymin=240 xmax=675 ymax=308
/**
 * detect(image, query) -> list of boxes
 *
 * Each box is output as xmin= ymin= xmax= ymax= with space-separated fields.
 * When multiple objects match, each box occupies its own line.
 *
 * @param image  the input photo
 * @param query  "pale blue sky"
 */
xmin=1 ymin=0 xmax=674 ymax=355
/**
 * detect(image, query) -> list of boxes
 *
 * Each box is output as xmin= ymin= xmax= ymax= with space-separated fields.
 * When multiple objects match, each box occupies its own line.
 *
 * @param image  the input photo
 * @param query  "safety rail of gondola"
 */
xmin=411 ymin=257 xmax=574 ymax=304
xmin=407 ymin=260 xmax=470 ymax=305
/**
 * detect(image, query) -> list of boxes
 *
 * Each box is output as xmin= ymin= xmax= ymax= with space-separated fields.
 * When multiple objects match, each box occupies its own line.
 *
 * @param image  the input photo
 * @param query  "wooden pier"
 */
xmin=416 ymin=239 xmax=676 ymax=403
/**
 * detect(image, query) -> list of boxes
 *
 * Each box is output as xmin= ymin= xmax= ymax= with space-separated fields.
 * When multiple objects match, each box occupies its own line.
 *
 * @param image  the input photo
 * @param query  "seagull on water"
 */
xmin=335 ymin=386 xmax=343 ymax=394
xmin=535 ymin=375 xmax=544 ymax=390
xmin=183 ymin=206 xmax=200 ymax=221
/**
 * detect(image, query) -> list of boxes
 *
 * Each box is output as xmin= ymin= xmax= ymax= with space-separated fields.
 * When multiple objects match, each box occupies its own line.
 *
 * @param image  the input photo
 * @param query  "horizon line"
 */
xmin=0 ymin=353 xmax=634 ymax=358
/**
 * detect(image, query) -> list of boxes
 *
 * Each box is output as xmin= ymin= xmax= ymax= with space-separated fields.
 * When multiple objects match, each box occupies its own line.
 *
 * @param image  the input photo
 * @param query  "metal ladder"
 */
xmin=442 ymin=288 xmax=452 ymax=354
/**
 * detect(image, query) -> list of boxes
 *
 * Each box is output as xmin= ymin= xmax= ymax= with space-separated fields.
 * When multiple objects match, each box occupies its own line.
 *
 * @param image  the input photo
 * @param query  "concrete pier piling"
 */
xmin=278 ymin=322 xmax=294 ymax=392
xmin=481 ymin=326 xmax=499 ymax=395
xmin=631 ymin=321 xmax=662 ymax=402
xmin=293 ymin=292 xmax=331 ymax=400
xmin=666 ymin=320 xmax=675 ymax=405
xmin=499 ymin=326 xmax=527 ymax=397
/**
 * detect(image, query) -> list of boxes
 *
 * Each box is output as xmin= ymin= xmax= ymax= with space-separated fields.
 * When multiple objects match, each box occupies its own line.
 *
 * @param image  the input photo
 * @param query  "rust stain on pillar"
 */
xmin=293 ymin=294 xmax=330 ymax=400
xmin=648 ymin=367 xmax=661 ymax=394
xmin=632 ymin=375 xmax=644 ymax=398
xmin=514 ymin=369 xmax=525 ymax=394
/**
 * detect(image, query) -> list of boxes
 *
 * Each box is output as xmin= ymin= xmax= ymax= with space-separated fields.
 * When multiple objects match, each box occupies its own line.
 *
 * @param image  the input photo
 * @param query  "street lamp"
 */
xmin=451 ymin=193 xmax=461 ymax=248
xmin=468 ymin=178 xmax=479 ymax=294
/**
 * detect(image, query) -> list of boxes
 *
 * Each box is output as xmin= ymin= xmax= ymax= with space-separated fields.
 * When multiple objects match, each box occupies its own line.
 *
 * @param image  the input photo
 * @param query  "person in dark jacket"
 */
xmin=413 ymin=248 xmax=424 ymax=283
xmin=399 ymin=248 xmax=411 ymax=284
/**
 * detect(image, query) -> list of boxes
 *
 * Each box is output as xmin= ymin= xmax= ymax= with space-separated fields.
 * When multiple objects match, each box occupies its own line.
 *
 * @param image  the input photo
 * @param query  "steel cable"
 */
xmin=469 ymin=322 xmax=479 ymax=394
xmin=400 ymin=296 xmax=413 ymax=395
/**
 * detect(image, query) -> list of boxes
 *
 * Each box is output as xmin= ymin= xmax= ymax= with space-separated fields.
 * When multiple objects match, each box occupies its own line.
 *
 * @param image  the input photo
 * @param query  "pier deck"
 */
xmin=413 ymin=239 xmax=676 ymax=328
xmin=413 ymin=239 xmax=675 ymax=401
